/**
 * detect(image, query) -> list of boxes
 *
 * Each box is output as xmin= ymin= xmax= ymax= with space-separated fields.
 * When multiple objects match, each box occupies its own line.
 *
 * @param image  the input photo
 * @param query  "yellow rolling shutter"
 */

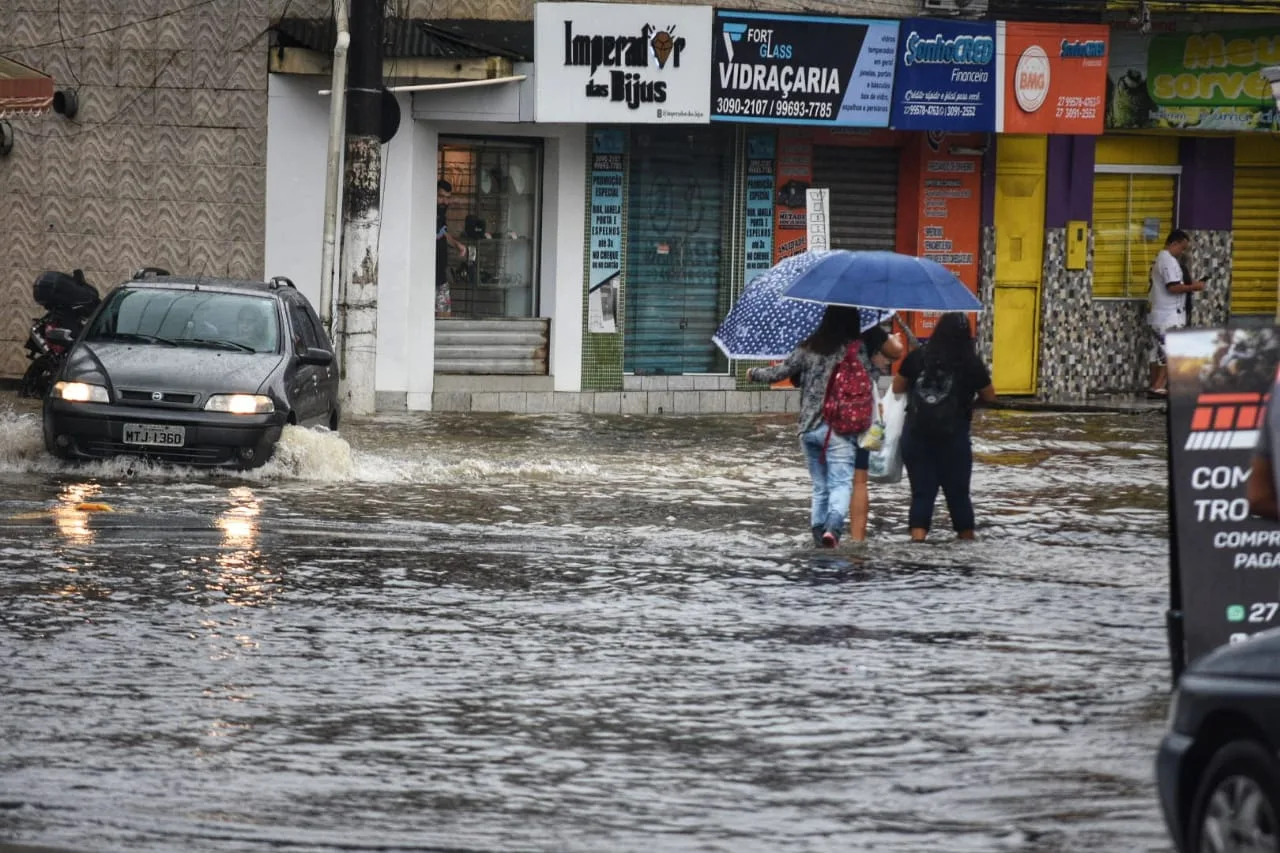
xmin=1093 ymin=174 xmax=1129 ymax=298
xmin=1092 ymin=173 xmax=1176 ymax=299
xmin=1230 ymin=167 xmax=1280 ymax=316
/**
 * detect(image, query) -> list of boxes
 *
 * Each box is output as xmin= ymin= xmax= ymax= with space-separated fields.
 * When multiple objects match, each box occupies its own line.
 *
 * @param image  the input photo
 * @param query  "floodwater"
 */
xmin=0 ymin=397 xmax=1174 ymax=853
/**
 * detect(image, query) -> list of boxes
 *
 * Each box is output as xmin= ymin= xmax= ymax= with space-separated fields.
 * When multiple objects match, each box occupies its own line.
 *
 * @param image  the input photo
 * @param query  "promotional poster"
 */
xmin=1107 ymin=28 xmax=1280 ymax=132
xmin=743 ymin=133 xmax=776 ymax=288
xmin=1167 ymin=327 xmax=1280 ymax=666
xmin=710 ymin=11 xmax=899 ymax=127
xmin=890 ymin=19 xmax=997 ymax=132
xmin=587 ymin=129 xmax=625 ymax=334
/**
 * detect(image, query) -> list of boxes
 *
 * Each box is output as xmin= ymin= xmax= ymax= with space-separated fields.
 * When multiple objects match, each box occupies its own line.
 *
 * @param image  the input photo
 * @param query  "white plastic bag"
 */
xmin=858 ymin=381 xmax=885 ymax=451
xmin=868 ymin=387 xmax=906 ymax=484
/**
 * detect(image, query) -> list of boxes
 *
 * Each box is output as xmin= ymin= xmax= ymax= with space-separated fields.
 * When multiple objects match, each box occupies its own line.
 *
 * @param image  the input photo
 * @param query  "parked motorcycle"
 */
xmin=20 ymin=269 xmax=101 ymax=398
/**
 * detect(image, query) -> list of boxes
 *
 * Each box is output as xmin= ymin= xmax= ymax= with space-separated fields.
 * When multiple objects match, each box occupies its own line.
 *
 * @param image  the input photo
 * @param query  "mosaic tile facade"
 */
xmin=1034 ymin=227 xmax=1233 ymax=399
xmin=977 ymin=225 xmax=994 ymax=365
xmin=1186 ymin=229 xmax=1233 ymax=328
xmin=0 ymin=0 xmax=269 ymax=378
xmin=277 ymin=0 xmax=918 ymax=20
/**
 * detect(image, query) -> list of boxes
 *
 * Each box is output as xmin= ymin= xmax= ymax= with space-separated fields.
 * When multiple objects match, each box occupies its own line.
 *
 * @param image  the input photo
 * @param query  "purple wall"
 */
xmin=1045 ymin=136 xmax=1096 ymax=229
xmin=1179 ymin=137 xmax=1234 ymax=231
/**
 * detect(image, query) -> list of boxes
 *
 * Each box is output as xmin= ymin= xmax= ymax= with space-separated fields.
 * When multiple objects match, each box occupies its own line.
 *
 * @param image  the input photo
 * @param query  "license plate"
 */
xmin=122 ymin=423 xmax=186 ymax=447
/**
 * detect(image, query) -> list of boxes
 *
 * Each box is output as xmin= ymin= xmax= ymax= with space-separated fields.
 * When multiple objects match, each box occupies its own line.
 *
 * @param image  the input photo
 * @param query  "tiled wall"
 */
xmin=1035 ymin=227 xmax=1234 ymax=399
xmin=1187 ymin=229 xmax=1233 ymax=327
xmin=977 ymin=226 xmax=995 ymax=365
xmin=0 ymin=0 xmax=269 ymax=378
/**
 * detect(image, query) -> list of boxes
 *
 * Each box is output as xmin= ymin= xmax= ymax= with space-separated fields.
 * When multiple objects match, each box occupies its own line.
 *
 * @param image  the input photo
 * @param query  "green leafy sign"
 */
xmin=1148 ymin=31 xmax=1280 ymax=105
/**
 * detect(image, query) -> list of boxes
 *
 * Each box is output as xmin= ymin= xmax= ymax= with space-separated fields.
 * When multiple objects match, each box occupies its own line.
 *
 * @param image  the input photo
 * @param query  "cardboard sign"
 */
xmin=1167 ymin=327 xmax=1280 ymax=667
xmin=997 ymin=22 xmax=1110 ymax=134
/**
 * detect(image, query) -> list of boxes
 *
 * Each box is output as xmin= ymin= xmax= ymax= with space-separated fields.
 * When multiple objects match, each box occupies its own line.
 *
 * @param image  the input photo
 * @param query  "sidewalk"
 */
xmin=992 ymin=394 xmax=1167 ymax=415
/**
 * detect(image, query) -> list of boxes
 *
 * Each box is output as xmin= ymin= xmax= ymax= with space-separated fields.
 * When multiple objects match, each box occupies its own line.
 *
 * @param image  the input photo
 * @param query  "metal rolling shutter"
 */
xmin=811 ymin=146 xmax=899 ymax=250
xmin=625 ymin=126 xmax=732 ymax=375
xmin=1092 ymin=173 xmax=1176 ymax=299
xmin=1230 ymin=167 xmax=1280 ymax=316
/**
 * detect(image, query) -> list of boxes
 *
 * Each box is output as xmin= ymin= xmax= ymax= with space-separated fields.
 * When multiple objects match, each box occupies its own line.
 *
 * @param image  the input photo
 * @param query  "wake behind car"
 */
xmin=43 ymin=271 xmax=340 ymax=469
xmin=1157 ymin=629 xmax=1280 ymax=853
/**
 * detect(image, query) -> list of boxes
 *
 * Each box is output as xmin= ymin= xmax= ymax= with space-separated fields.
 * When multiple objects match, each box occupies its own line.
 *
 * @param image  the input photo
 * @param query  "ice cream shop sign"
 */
xmin=534 ymin=2 xmax=712 ymax=123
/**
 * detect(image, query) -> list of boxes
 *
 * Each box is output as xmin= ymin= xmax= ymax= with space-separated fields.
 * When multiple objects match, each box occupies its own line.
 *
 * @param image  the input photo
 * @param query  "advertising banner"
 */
xmin=1167 ymin=327 xmax=1280 ymax=667
xmin=891 ymin=19 xmax=997 ymax=132
xmin=534 ymin=2 xmax=712 ymax=124
xmin=710 ymin=10 xmax=899 ymax=127
xmin=773 ymin=129 xmax=812 ymax=261
xmin=907 ymin=135 xmax=982 ymax=339
xmin=997 ymin=22 xmax=1110 ymax=134
xmin=743 ymin=133 xmax=775 ymax=288
xmin=587 ymin=129 xmax=625 ymax=334
xmin=1107 ymin=28 xmax=1280 ymax=132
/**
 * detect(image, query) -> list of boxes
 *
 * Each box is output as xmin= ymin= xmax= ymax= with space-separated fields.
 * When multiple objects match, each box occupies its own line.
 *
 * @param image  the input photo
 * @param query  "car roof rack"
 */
xmin=132 ymin=267 xmax=171 ymax=280
xmin=268 ymin=276 xmax=296 ymax=290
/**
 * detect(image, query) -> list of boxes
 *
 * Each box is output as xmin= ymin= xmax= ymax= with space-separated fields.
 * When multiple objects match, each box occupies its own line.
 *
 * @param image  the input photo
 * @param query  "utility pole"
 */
xmin=336 ymin=0 xmax=384 ymax=416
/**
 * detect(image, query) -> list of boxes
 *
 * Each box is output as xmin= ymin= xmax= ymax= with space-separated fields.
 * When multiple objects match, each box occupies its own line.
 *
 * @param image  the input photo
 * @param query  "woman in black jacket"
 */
xmin=891 ymin=313 xmax=996 ymax=542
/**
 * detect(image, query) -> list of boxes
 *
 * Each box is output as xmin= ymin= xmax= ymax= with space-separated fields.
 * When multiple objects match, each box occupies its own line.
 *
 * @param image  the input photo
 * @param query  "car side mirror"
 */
xmin=47 ymin=328 xmax=75 ymax=346
xmin=298 ymin=347 xmax=333 ymax=367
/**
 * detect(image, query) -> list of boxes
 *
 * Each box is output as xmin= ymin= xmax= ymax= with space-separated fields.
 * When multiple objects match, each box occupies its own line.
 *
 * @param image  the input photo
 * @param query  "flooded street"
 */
xmin=0 ymin=398 xmax=1173 ymax=853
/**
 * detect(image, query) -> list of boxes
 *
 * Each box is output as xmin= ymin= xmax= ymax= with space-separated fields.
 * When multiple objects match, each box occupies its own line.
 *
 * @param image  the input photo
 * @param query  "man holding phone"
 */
xmin=1147 ymin=229 xmax=1206 ymax=397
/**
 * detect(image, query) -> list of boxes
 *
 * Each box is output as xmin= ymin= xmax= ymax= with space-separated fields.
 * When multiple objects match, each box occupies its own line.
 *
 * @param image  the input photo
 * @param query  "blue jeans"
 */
xmin=901 ymin=425 xmax=975 ymax=533
xmin=801 ymin=423 xmax=857 ymax=536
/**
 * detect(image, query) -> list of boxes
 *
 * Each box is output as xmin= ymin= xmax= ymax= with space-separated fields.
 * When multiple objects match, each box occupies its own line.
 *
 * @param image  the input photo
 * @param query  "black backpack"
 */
xmin=909 ymin=362 xmax=963 ymax=436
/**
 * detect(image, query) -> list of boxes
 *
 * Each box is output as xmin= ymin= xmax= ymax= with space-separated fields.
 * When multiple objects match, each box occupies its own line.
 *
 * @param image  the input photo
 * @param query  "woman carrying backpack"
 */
xmin=748 ymin=306 xmax=880 ymax=549
xmin=890 ymin=312 xmax=996 ymax=542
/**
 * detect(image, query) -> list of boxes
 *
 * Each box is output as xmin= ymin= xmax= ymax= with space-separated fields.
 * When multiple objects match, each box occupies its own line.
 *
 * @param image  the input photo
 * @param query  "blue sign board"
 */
xmin=890 ymin=18 xmax=997 ymax=132
xmin=710 ymin=11 xmax=899 ymax=127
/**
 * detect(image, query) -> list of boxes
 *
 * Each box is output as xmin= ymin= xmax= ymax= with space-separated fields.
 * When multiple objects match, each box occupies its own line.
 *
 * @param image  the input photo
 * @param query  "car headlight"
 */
xmin=204 ymin=394 xmax=274 ymax=415
xmin=53 ymin=381 xmax=110 ymax=403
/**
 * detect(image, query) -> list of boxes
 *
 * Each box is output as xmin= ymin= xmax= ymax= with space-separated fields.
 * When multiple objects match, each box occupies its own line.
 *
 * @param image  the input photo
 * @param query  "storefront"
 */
xmin=1231 ymin=135 xmax=1280 ymax=318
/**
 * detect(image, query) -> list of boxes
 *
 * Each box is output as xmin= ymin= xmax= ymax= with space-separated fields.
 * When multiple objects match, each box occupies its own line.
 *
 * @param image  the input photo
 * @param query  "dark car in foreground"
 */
xmin=1158 ymin=630 xmax=1280 ymax=853
xmin=43 ymin=272 xmax=339 ymax=469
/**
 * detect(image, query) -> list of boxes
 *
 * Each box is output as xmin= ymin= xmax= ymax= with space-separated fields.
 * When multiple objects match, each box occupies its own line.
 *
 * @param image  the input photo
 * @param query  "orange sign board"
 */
xmin=998 ymin=22 xmax=1110 ymax=135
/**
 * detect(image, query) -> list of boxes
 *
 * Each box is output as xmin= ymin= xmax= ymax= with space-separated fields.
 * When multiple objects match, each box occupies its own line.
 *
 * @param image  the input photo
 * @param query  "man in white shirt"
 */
xmin=1148 ymin=229 xmax=1205 ymax=397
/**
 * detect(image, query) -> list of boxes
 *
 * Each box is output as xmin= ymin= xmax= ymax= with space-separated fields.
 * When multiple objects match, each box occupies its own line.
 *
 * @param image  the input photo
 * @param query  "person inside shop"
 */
xmin=891 ymin=313 xmax=996 ymax=542
xmin=1147 ymin=229 xmax=1206 ymax=398
xmin=436 ymin=179 xmax=467 ymax=317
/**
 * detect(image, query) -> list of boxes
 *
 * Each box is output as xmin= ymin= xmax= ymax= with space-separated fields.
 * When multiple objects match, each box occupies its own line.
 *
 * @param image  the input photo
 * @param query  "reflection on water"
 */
xmin=0 ymin=402 xmax=1174 ymax=853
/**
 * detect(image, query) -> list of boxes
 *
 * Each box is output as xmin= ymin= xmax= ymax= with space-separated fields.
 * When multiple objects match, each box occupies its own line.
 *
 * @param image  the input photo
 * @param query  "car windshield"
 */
xmin=86 ymin=288 xmax=280 ymax=354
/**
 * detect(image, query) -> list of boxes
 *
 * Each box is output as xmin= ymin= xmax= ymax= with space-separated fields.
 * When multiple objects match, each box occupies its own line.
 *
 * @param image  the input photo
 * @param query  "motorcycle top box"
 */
xmin=34 ymin=270 xmax=100 ymax=316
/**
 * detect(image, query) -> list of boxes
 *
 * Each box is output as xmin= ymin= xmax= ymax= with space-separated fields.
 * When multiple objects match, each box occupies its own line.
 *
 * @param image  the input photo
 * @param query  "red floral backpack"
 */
xmin=822 ymin=343 xmax=874 ymax=436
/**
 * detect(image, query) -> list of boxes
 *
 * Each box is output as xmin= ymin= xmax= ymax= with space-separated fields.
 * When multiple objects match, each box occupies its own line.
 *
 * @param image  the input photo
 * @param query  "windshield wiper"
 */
xmin=92 ymin=332 xmax=179 ymax=346
xmin=182 ymin=338 xmax=256 ymax=353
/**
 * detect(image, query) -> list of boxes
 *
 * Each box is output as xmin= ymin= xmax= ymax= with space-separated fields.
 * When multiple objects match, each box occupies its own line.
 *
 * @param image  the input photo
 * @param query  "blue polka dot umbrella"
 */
xmin=712 ymin=251 xmax=894 ymax=361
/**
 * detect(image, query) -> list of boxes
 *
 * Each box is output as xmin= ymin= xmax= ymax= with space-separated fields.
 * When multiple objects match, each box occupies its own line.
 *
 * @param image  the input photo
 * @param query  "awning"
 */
xmin=270 ymin=18 xmax=530 ymax=84
xmin=0 ymin=55 xmax=53 ymax=119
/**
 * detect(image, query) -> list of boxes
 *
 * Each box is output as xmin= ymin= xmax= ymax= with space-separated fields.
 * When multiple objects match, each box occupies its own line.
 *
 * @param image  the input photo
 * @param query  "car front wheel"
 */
xmin=1189 ymin=739 xmax=1280 ymax=853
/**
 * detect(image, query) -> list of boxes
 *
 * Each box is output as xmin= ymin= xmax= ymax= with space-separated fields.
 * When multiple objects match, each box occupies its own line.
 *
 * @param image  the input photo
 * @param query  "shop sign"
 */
xmin=1107 ymin=28 xmax=1280 ymax=132
xmin=772 ymin=130 xmax=812 ymax=261
xmin=1167 ymin=327 xmax=1280 ymax=667
xmin=587 ymin=129 xmax=625 ymax=334
xmin=997 ymin=22 xmax=1110 ymax=134
xmin=534 ymin=3 xmax=712 ymax=124
xmin=891 ymin=19 xmax=997 ymax=132
xmin=710 ymin=11 xmax=899 ymax=127
xmin=744 ymin=133 xmax=775 ymax=286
